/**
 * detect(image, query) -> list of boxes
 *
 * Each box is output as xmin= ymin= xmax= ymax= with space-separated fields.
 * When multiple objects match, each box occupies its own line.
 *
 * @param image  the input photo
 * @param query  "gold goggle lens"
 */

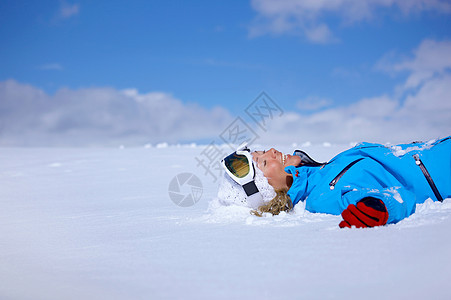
xmin=223 ymin=153 xmax=250 ymax=178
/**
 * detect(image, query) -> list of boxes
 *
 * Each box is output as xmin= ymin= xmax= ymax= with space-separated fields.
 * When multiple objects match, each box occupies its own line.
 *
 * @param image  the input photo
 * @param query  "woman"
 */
xmin=218 ymin=136 xmax=451 ymax=228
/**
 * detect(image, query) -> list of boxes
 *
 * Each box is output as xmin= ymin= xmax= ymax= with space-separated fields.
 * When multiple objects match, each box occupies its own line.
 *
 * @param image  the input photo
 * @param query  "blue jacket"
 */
xmin=285 ymin=137 xmax=451 ymax=224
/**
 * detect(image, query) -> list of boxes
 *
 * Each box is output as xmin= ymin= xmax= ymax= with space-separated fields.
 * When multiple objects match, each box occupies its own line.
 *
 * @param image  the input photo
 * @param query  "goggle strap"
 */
xmin=242 ymin=181 xmax=259 ymax=197
xmin=246 ymin=188 xmax=264 ymax=209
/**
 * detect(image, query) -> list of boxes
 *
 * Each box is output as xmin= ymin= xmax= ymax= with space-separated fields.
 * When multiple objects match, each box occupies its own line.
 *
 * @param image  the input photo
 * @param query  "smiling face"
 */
xmin=252 ymin=148 xmax=300 ymax=190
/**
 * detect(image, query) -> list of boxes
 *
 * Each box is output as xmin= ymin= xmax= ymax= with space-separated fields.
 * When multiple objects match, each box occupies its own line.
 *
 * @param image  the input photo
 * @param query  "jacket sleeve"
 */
xmin=340 ymin=187 xmax=417 ymax=224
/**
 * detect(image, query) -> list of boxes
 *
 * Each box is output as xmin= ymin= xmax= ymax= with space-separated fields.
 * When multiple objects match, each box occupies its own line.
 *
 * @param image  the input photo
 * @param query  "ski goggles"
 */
xmin=221 ymin=143 xmax=264 ymax=208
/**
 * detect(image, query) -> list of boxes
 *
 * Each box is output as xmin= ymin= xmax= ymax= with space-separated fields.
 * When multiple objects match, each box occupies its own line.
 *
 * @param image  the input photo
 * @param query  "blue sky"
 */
xmin=0 ymin=0 xmax=451 ymax=146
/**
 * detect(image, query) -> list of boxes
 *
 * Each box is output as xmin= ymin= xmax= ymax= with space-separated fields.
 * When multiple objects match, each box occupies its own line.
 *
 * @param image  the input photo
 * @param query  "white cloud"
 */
xmin=304 ymin=23 xmax=336 ymax=44
xmin=391 ymin=40 xmax=451 ymax=90
xmin=60 ymin=2 xmax=79 ymax=19
xmin=258 ymin=39 xmax=451 ymax=144
xmin=249 ymin=0 xmax=451 ymax=43
xmin=296 ymin=96 xmax=333 ymax=111
xmin=57 ymin=1 xmax=80 ymax=19
xmin=0 ymin=80 xmax=233 ymax=147
xmin=2 ymin=38 xmax=449 ymax=147
xmin=260 ymin=79 xmax=451 ymax=144
xmin=38 ymin=63 xmax=63 ymax=71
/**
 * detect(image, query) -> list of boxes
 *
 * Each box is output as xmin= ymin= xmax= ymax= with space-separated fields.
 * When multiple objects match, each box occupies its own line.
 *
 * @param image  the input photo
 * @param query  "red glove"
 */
xmin=339 ymin=197 xmax=388 ymax=228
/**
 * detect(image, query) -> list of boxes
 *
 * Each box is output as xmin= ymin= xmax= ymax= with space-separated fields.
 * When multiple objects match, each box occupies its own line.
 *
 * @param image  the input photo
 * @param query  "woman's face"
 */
xmin=252 ymin=148 xmax=300 ymax=190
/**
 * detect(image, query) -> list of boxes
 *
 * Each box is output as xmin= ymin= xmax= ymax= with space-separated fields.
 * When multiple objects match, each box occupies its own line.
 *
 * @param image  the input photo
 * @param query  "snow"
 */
xmin=390 ymin=139 xmax=436 ymax=157
xmin=1 ymin=145 xmax=451 ymax=300
xmin=385 ymin=187 xmax=404 ymax=204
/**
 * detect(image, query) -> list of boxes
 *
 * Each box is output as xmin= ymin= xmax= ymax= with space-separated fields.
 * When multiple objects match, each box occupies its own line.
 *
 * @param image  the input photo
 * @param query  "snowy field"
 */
xmin=1 ymin=144 xmax=451 ymax=300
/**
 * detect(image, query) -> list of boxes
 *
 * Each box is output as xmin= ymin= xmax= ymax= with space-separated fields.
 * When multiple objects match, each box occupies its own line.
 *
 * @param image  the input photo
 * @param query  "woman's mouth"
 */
xmin=281 ymin=154 xmax=287 ymax=165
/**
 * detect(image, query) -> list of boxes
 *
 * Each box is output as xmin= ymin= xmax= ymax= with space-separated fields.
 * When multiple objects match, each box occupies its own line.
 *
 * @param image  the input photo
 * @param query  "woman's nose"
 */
xmin=269 ymin=148 xmax=277 ymax=157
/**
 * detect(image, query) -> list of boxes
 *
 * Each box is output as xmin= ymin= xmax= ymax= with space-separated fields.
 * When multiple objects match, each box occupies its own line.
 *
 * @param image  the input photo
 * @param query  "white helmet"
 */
xmin=217 ymin=166 xmax=276 ymax=209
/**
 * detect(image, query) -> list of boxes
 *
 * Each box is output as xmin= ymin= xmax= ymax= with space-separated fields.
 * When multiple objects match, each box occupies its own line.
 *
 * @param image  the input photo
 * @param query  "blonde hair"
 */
xmin=251 ymin=189 xmax=293 ymax=217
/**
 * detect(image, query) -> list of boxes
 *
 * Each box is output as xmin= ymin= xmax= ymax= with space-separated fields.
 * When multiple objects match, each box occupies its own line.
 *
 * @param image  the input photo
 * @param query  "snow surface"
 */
xmin=1 ymin=144 xmax=451 ymax=300
xmin=390 ymin=139 xmax=436 ymax=157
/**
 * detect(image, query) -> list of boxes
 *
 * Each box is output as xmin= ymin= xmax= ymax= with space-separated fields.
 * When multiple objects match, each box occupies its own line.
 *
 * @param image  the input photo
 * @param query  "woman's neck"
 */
xmin=286 ymin=174 xmax=293 ymax=189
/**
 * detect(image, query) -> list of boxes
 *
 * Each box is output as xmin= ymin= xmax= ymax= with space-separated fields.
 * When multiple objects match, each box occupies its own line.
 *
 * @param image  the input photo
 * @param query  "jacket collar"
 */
xmin=284 ymin=165 xmax=319 ymax=205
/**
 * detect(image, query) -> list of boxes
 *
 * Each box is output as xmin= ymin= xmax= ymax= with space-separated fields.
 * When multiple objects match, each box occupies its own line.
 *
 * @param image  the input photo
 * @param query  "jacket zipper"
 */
xmin=413 ymin=154 xmax=443 ymax=202
xmin=329 ymin=158 xmax=364 ymax=190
